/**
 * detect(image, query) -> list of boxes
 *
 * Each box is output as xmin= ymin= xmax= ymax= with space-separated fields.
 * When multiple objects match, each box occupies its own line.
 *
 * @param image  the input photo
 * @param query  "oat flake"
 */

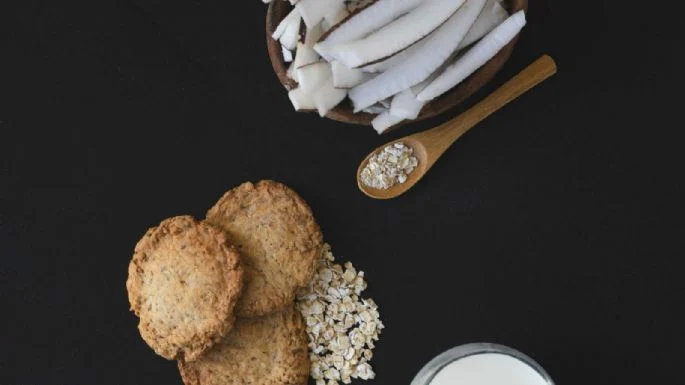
xmin=360 ymin=142 xmax=419 ymax=190
xmin=297 ymin=244 xmax=384 ymax=385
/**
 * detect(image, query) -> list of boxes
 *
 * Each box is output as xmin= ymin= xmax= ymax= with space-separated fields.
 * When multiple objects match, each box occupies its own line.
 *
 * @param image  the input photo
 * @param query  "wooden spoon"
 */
xmin=357 ymin=55 xmax=557 ymax=199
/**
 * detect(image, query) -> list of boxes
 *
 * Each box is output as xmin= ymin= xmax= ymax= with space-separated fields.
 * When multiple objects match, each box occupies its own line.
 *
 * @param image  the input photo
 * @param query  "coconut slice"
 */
xmin=361 ymin=0 xmax=507 ymax=74
xmin=389 ymin=89 xmax=425 ymax=119
xmin=324 ymin=0 xmax=466 ymax=69
xmin=331 ymin=61 xmax=373 ymax=88
xmin=418 ymin=10 xmax=526 ymax=102
xmin=387 ymin=66 xmax=443 ymax=119
xmin=297 ymin=0 xmax=346 ymax=29
xmin=325 ymin=7 xmax=350 ymax=26
xmin=288 ymin=87 xmax=316 ymax=111
xmin=363 ymin=104 xmax=387 ymax=114
xmin=360 ymin=37 xmax=424 ymax=73
xmin=389 ymin=89 xmax=426 ymax=120
xmin=349 ymin=0 xmax=484 ymax=111
xmin=282 ymin=46 xmax=294 ymax=62
xmin=320 ymin=18 xmax=332 ymax=32
xmin=372 ymin=111 xmax=405 ymax=134
xmin=272 ymin=7 xmax=301 ymax=41
xmin=294 ymin=22 xmax=325 ymax=68
xmin=295 ymin=61 xmax=332 ymax=92
xmin=460 ymin=0 xmax=509 ymax=48
xmin=313 ymin=78 xmax=348 ymax=116
xmin=286 ymin=62 xmax=297 ymax=82
xmin=294 ymin=42 xmax=318 ymax=68
xmin=279 ymin=12 xmax=302 ymax=51
xmin=344 ymin=0 xmax=376 ymax=13
xmin=408 ymin=50 xmax=460 ymax=95
xmin=305 ymin=21 xmax=326 ymax=45
xmin=315 ymin=0 xmax=423 ymax=61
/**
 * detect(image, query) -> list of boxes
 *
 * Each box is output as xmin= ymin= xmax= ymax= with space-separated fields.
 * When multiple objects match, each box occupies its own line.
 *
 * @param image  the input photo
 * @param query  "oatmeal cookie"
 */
xmin=178 ymin=307 xmax=310 ymax=385
xmin=206 ymin=181 xmax=323 ymax=317
xmin=126 ymin=216 xmax=244 ymax=361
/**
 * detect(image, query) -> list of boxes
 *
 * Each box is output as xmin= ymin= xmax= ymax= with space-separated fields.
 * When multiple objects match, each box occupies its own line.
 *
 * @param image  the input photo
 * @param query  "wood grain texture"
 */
xmin=266 ymin=0 xmax=528 ymax=128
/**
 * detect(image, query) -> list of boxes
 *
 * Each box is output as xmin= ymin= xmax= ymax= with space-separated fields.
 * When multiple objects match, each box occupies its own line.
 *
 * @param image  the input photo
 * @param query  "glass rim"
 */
xmin=410 ymin=342 xmax=555 ymax=385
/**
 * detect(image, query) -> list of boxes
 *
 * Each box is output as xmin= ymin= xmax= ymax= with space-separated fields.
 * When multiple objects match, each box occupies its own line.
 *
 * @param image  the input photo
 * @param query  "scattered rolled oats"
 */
xmin=360 ymin=142 xmax=419 ymax=190
xmin=297 ymin=244 xmax=384 ymax=385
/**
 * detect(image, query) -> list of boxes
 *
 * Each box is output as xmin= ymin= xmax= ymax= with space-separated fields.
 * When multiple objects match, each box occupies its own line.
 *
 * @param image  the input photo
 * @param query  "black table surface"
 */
xmin=1 ymin=1 xmax=684 ymax=384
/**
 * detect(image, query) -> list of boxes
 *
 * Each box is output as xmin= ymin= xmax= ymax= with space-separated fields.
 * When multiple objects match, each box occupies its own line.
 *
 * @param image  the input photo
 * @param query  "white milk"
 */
xmin=429 ymin=353 xmax=549 ymax=385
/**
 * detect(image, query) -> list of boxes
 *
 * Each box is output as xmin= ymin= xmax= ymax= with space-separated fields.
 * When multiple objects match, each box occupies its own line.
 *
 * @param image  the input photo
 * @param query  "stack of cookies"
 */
xmin=126 ymin=180 xmax=324 ymax=385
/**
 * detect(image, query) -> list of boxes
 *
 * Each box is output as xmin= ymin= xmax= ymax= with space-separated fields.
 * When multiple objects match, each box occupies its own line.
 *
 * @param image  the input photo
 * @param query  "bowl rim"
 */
xmin=410 ymin=343 xmax=555 ymax=385
xmin=266 ymin=0 xmax=528 ymax=128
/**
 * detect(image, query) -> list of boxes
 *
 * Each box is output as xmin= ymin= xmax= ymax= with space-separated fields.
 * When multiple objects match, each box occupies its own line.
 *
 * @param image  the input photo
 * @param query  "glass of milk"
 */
xmin=411 ymin=343 xmax=554 ymax=385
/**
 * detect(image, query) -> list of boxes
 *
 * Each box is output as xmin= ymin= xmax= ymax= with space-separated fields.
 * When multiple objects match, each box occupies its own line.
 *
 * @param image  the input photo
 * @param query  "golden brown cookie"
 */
xmin=205 ymin=181 xmax=323 ymax=317
xmin=126 ymin=215 xmax=244 ymax=361
xmin=178 ymin=307 xmax=310 ymax=385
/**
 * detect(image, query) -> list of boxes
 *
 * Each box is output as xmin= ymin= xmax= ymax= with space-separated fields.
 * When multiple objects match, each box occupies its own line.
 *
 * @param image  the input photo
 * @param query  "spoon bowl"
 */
xmin=357 ymin=55 xmax=557 ymax=199
xmin=357 ymin=137 xmax=429 ymax=200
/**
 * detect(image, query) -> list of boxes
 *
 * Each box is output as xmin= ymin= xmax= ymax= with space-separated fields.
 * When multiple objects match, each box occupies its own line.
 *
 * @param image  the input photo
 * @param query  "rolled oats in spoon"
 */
xmin=360 ymin=142 xmax=419 ymax=190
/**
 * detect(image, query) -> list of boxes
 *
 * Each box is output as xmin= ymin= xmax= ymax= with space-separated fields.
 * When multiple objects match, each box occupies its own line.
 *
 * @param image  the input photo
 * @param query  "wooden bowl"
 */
xmin=266 ymin=0 xmax=528 ymax=127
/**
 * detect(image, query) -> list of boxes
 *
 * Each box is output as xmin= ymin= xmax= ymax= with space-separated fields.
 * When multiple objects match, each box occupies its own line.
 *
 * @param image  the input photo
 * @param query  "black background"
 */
xmin=1 ymin=1 xmax=684 ymax=384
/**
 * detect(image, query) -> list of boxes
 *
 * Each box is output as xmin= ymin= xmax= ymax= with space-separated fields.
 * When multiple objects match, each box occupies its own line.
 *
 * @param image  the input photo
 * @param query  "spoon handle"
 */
xmin=417 ymin=55 xmax=557 ymax=164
